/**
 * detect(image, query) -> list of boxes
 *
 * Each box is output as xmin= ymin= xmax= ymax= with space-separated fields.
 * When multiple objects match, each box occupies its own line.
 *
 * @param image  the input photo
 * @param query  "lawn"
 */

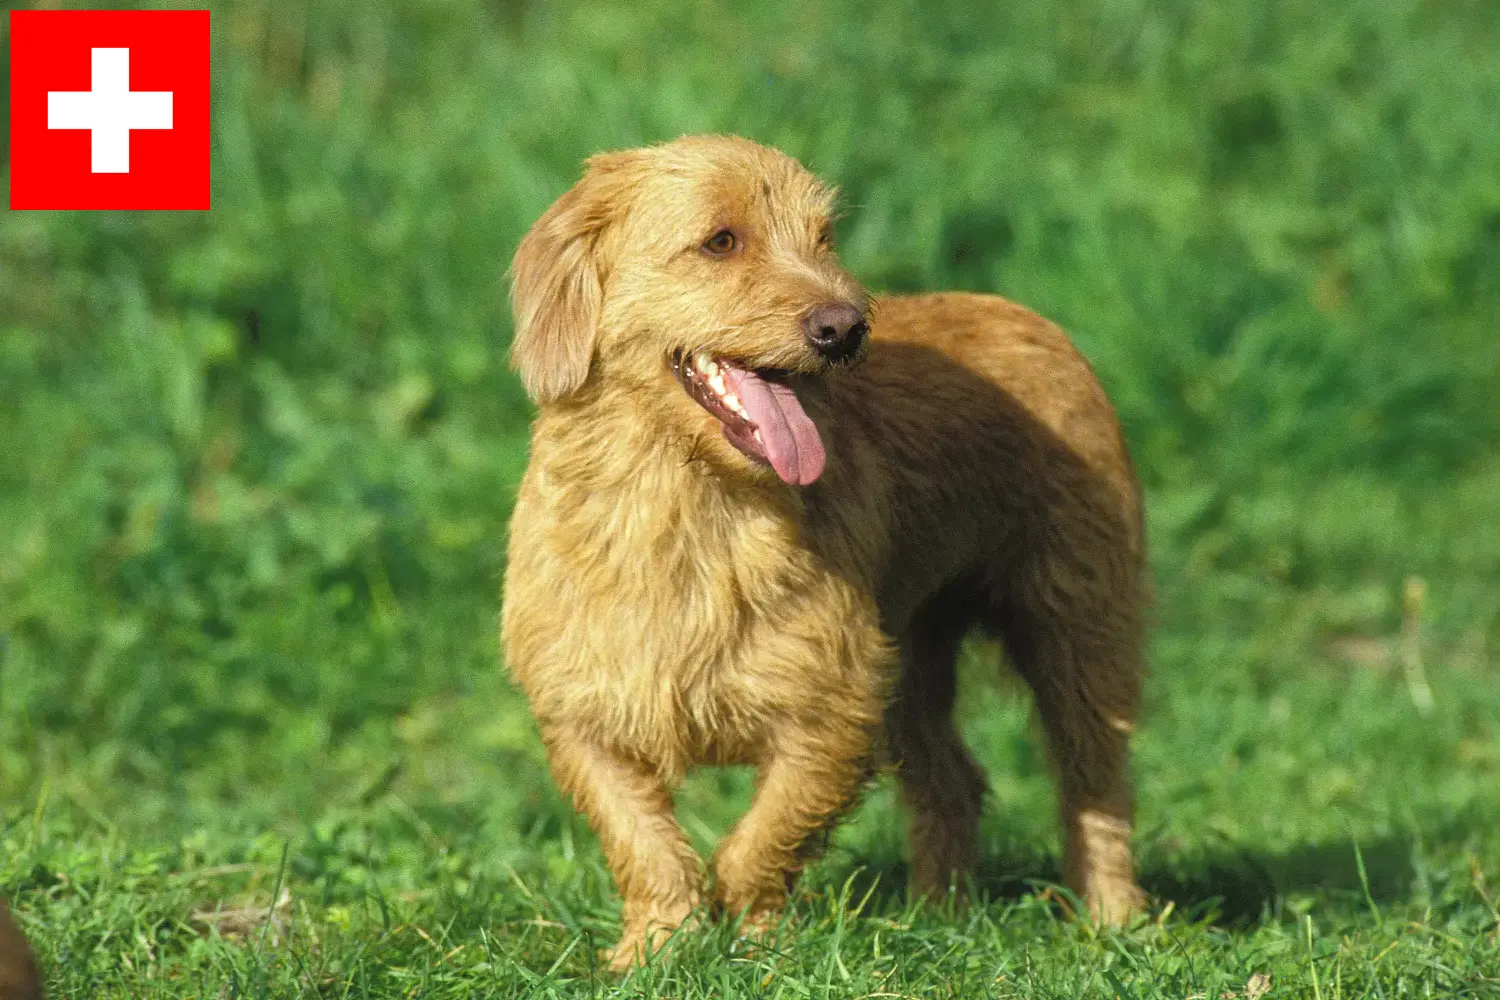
xmin=2 ymin=0 xmax=1499 ymax=996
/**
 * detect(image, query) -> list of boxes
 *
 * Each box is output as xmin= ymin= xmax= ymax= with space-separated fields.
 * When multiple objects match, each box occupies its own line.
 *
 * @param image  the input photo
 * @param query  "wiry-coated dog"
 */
xmin=502 ymin=135 xmax=1148 ymax=969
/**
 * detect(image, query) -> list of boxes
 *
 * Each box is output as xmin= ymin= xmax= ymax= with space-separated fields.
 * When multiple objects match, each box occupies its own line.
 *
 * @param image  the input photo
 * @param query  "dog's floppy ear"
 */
xmin=508 ymin=153 xmax=637 ymax=405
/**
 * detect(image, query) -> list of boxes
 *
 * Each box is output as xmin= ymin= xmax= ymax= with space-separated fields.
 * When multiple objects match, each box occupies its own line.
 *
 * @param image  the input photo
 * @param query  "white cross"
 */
xmin=47 ymin=48 xmax=173 ymax=174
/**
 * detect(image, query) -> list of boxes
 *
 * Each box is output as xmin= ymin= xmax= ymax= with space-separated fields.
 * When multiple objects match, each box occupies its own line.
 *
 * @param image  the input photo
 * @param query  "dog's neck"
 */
xmin=531 ymin=379 xmax=802 ymax=513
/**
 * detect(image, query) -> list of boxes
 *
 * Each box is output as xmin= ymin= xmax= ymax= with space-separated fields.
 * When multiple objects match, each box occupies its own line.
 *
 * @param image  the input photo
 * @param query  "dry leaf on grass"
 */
xmin=190 ymin=887 xmax=292 ymax=940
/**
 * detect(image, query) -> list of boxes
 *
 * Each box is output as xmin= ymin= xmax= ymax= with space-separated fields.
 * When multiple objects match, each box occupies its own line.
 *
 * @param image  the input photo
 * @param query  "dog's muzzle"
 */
xmin=802 ymin=302 xmax=868 ymax=363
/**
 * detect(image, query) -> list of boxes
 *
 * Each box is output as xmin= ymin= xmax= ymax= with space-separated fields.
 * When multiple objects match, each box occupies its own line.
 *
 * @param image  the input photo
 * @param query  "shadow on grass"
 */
xmin=830 ymin=833 xmax=1432 ymax=926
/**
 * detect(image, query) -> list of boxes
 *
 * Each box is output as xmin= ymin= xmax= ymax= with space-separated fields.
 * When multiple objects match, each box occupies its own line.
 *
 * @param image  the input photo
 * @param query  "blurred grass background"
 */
xmin=2 ymin=0 xmax=1499 ymax=994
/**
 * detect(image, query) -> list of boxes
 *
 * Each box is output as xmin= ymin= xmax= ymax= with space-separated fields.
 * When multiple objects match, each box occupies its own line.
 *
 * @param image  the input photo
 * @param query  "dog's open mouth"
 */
xmin=670 ymin=349 xmax=826 ymax=486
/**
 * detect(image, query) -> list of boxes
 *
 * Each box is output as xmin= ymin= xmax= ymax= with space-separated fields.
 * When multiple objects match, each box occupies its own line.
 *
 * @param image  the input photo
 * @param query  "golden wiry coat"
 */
xmin=502 ymin=136 xmax=1148 ymax=969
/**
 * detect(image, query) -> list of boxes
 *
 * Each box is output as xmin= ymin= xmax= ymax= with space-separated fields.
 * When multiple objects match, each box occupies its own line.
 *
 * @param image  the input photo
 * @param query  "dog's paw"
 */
xmin=604 ymin=928 xmax=675 ymax=974
xmin=603 ymin=935 xmax=648 ymax=974
xmin=1085 ymin=878 xmax=1148 ymax=928
xmin=724 ymin=906 xmax=790 ymax=961
xmin=604 ymin=907 xmax=703 ymax=973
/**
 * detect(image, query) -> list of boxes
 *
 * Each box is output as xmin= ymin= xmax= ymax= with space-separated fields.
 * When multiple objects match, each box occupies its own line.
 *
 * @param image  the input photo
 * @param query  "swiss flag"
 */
xmin=9 ymin=9 xmax=211 ymax=210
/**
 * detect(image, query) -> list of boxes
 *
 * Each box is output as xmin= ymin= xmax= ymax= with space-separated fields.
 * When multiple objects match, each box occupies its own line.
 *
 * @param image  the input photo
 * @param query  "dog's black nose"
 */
xmin=803 ymin=302 xmax=868 ymax=359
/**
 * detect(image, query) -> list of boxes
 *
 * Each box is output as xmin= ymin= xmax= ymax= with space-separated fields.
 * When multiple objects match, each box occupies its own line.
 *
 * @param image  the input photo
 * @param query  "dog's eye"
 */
xmin=702 ymin=230 xmax=738 ymax=256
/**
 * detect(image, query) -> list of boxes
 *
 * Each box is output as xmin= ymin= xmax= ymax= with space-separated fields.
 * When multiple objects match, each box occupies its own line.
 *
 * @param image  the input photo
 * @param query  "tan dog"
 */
xmin=502 ymin=135 xmax=1148 ymax=969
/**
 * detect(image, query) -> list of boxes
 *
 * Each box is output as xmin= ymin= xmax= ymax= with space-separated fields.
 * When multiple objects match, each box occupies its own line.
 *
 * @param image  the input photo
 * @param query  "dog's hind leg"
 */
xmin=997 ymin=554 xmax=1147 ymax=925
xmin=886 ymin=605 xmax=989 ymax=903
xmin=541 ymin=732 xmax=704 ymax=970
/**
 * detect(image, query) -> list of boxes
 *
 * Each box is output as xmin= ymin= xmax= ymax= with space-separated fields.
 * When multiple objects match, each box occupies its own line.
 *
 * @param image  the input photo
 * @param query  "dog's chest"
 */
xmin=509 ymin=463 xmax=836 ymax=768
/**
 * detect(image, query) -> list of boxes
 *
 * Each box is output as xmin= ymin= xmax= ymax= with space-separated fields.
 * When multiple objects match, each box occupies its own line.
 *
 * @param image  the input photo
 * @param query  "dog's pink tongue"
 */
xmin=725 ymin=368 xmax=826 ymax=486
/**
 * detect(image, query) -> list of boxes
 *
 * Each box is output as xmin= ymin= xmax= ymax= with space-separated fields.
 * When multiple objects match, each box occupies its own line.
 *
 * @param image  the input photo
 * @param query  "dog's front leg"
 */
xmin=540 ymin=730 xmax=704 ymax=971
xmin=711 ymin=730 xmax=874 ymax=931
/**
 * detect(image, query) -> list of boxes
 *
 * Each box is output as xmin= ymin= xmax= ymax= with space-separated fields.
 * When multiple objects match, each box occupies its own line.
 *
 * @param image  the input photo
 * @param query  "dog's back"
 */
xmin=803 ymin=291 xmax=1145 ymax=632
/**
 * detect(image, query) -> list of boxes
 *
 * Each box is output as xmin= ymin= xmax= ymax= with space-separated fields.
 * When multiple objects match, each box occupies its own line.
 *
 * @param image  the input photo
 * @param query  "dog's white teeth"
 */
xmin=752 ymin=428 xmax=764 ymax=445
xmin=682 ymin=352 xmax=753 ymax=423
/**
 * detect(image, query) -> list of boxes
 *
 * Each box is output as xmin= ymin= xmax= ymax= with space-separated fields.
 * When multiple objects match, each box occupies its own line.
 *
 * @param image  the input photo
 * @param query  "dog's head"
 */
xmin=509 ymin=135 xmax=869 ymax=486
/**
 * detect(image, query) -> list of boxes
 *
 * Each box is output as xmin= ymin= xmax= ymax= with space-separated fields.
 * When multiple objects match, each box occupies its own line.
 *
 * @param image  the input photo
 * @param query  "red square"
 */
xmin=9 ymin=9 xmax=211 ymax=210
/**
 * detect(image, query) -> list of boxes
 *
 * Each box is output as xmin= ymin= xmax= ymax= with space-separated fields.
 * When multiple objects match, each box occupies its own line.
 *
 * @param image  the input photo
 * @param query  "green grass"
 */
xmin=2 ymin=0 xmax=1500 ymax=995
xmin=5 ymin=644 xmax=1499 ymax=997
